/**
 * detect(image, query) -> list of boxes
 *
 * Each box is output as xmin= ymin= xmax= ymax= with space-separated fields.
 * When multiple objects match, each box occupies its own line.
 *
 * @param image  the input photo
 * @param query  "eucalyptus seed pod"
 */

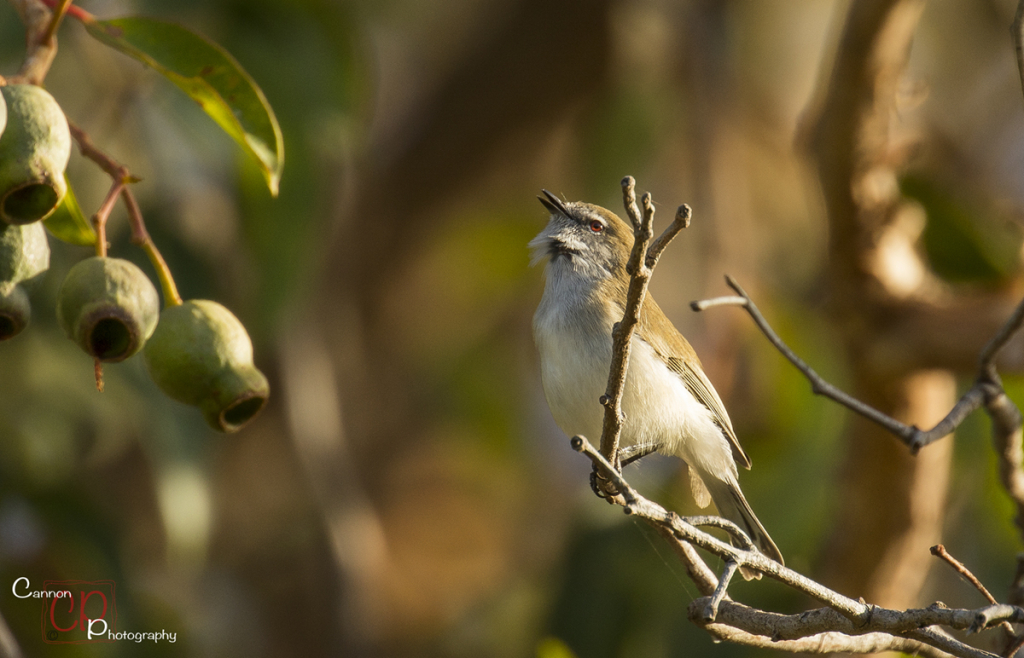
xmin=144 ymin=300 xmax=269 ymax=433
xmin=0 ymin=283 xmax=30 ymax=341
xmin=57 ymin=257 xmax=160 ymax=362
xmin=0 ymin=221 xmax=50 ymax=286
xmin=0 ymin=84 xmax=71 ymax=224
xmin=0 ymin=221 xmax=50 ymax=341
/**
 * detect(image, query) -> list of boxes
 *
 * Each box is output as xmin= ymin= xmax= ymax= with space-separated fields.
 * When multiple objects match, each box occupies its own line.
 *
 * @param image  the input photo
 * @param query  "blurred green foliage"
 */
xmin=902 ymin=174 xmax=1023 ymax=285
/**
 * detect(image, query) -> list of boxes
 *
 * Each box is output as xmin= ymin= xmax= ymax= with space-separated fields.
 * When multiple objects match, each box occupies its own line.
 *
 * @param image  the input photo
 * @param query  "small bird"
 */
xmin=530 ymin=190 xmax=783 ymax=571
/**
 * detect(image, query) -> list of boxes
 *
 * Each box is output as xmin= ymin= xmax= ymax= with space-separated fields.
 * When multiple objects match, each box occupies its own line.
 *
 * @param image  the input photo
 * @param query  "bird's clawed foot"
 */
xmin=589 ymin=443 xmax=662 ymax=498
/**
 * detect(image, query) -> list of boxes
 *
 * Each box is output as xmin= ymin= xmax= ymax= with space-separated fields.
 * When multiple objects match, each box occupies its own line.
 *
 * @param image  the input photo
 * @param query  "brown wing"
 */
xmin=639 ymin=294 xmax=752 ymax=470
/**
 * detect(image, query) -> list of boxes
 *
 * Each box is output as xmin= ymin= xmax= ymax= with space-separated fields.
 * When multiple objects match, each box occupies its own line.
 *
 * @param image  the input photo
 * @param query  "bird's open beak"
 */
xmin=538 ymin=189 xmax=570 ymax=217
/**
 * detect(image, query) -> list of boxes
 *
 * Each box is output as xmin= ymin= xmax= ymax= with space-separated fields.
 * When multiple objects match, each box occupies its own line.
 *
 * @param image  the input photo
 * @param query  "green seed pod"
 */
xmin=0 ymin=222 xmax=50 ymax=341
xmin=0 ymin=221 xmax=50 ymax=286
xmin=0 ymin=283 xmax=30 ymax=341
xmin=57 ymin=257 xmax=160 ymax=362
xmin=0 ymin=84 xmax=71 ymax=225
xmin=144 ymin=300 xmax=269 ymax=433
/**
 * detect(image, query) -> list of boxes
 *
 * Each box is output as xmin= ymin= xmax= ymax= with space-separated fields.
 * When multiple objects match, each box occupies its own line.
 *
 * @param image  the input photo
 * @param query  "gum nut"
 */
xmin=0 ymin=283 xmax=30 ymax=341
xmin=0 ymin=84 xmax=71 ymax=224
xmin=198 ymin=362 xmax=270 ymax=433
xmin=144 ymin=300 xmax=269 ymax=432
xmin=0 ymin=221 xmax=49 ymax=286
xmin=56 ymin=257 xmax=160 ymax=362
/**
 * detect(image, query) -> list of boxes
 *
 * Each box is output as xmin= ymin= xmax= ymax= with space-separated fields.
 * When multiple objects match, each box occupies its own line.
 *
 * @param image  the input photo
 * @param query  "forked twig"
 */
xmin=67 ymin=123 xmax=183 ymax=308
xmin=692 ymin=276 xmax=1024 ymax=456
xmin=932 ymin=545 xmax=1019 ymax=652
xmin=596 ymin=178 xmax=690 ymax=475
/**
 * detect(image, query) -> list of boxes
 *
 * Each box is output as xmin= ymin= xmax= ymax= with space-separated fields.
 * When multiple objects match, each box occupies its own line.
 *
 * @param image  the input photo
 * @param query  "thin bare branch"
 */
xmin=703 ymin=561 xmax=739 ymax=622
xmin=646 ymin=204 xmax=691 ymax=266
xmin=699 ymin=623 xmax=958 ymax=658
xmin=594 ymin=179 xmax=651 ymax=470
xmin=575 ymin=431 xmax=1018 ymax=657
xmin=973 ymin=604 xmax=1024 ymax=632
xmin=988 ymin=388 xmax=1024 ymax=538
xmin=692 ymin=276 xmax=933 ymax=447
xmin=683 ymin=515 xmax=755 ymax=552
xmin=652 ymin=521 xmax=720 ymax=595
xmin=598 ymin=177 xmax=682 ymax=473
xmin=621 ymin=175 xmax=643 ymax=230
xmin=91 ymin=177 xmax=126 ymax=259
xmin=596 ymin=179 xmax=692 ymax=476
xmin=979 ymin=296 xmax=1024 ymax=373
xmin=931 ymin=545 xmax=1016 ymax=646
xmin=690 ymin=276 xmax=1020 ymax=454
xmin=690 ymin=600 xmax=989 ymax=647
xmin=932 ymin=545 xmax=1003 ymax=607
xmin=1005 ymin=635 xmax=1024 ymax=658
xmin=692 ymin=295 xmax=746 ymax=310
xmin=574 ymin=434 xmax=865 ymax=618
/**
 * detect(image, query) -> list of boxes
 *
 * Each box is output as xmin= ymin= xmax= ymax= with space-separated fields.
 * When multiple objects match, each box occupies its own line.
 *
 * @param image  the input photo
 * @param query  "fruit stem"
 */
xmin=94 ymin=357 xmax=104 ymax=392
xmin=36 ymin=0 xmax=93 ymax=23
xmin=92 ymin=178 xmax=125 ymax=258
xmin=122 ymin=190 xmax=183 ymax=307
xmin=41 ymin=0 xmax=72 ymax=44
xmin=68 ymin=122 xmax=183 ymax=307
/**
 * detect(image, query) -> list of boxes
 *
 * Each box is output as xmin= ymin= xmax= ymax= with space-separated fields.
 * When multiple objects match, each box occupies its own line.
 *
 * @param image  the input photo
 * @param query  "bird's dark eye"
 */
xmin=589 ymin=220 xmax=605 ymax=233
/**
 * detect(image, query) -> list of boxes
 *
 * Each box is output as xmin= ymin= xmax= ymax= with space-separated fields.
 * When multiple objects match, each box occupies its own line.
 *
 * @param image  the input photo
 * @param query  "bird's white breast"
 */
xmin=534 ymin=280 xmax=736 ymax=480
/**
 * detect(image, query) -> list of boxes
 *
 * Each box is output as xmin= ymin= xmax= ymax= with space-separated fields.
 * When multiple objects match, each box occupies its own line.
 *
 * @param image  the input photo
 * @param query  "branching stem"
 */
xmin=692 ymin=277 xmax=1024 ymax=456
xmin=597 ymin=177 xmax=690 ymax=477
xmin=68 ymin=122 xmax=182 ymax=307
xmin=575 ymin=432 xmax=1017 ymax=658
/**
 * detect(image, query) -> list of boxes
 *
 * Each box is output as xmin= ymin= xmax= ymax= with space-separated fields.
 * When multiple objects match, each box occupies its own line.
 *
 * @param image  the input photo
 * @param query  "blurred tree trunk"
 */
xmin=803 ymin=0 xmax=951 ymax=611
xmin=801 ymin=0 xmax=1024 ymax=612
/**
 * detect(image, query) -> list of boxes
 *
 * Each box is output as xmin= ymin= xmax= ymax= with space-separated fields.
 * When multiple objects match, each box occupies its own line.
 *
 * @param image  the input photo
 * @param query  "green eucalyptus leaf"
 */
xmin=83 ymin=17 xmax=284 ymax=195
xmin=43 ymin=177 xmax=96 ymax=246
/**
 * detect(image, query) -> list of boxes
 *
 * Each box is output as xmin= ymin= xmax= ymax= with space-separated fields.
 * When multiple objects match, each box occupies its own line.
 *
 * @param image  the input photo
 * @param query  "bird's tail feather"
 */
xmin=702 ymin=475 xmax=783 ymax=580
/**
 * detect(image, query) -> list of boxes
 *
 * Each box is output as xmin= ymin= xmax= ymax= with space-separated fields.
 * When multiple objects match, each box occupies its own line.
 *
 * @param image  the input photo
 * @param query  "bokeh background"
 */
xmin=3 ymin=0 xmax=1024 ymax=656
